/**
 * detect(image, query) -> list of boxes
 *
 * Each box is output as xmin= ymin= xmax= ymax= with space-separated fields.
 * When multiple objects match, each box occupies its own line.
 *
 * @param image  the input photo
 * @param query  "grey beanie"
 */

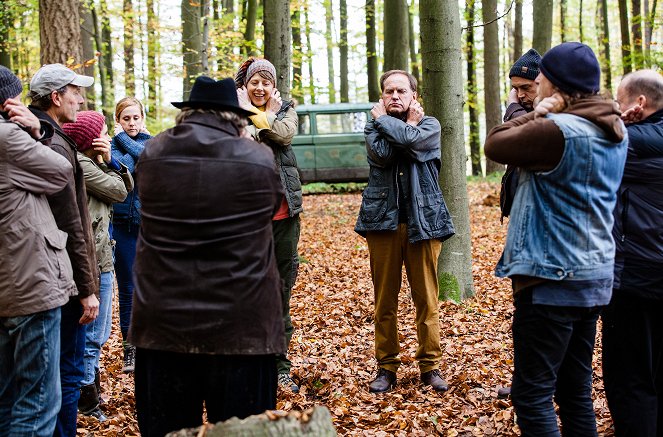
xmin=0 ymin=65 xmax=23 ymax=104
xmin=509 ymin=49 xmax=541 ymax=80
xmin=245 ymin=59 xmax=276 ymax=85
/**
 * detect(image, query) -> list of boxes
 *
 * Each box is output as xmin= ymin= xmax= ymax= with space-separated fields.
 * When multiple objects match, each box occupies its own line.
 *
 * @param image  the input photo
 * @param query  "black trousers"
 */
xmin=135 ymin=348 xmax=277 ymax=437
xmin=602 ymin=292 xmax=663 ymax=437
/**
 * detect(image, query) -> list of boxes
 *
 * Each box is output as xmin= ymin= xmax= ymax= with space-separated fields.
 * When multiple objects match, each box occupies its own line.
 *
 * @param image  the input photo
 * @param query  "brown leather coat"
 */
xmin=129 ymin=112 xmax=285 ymax=355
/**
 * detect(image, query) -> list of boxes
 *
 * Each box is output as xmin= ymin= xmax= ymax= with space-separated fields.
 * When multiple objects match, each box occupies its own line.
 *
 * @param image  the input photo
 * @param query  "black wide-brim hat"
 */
xmin=171 ymin=76 xmax=254 ymax=117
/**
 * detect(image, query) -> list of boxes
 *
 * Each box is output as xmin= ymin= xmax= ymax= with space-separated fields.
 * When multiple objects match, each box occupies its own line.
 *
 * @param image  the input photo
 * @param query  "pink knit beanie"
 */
xmin=62 ymin=111 xmax=105 ymax=152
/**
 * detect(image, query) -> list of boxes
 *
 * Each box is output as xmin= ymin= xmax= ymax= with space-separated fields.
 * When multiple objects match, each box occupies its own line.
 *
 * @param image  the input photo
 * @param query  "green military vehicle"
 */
xmin=292 ymin=103 xmax=373 ymax=183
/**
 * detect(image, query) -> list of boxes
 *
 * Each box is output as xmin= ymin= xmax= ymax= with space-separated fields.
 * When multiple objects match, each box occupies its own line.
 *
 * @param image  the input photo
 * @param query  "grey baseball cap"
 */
xmin=29 ymin=63 xmax=94 ymax=99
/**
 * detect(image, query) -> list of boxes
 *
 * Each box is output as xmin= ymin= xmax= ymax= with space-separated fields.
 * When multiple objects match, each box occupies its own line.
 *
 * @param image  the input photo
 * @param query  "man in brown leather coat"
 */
xmin=129 ymin=77 xmax=285 ymax=436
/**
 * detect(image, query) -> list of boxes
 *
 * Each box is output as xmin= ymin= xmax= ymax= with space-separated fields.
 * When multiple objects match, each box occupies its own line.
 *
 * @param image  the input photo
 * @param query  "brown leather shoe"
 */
xmin=421 ymin=369 xmax=449 ymax=392
xmin=369 ymin=368 xmax=396 ymax=393
xmin=497 ymin=386 xmax=511 ymax=398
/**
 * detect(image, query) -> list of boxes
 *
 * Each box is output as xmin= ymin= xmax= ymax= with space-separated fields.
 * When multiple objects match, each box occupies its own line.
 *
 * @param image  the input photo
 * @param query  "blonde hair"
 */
xmin=115 ymin=97 xmax=145 ymax=121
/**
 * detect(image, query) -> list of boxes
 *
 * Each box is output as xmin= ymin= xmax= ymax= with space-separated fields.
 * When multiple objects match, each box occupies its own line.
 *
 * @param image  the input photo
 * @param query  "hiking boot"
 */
xmin=79 ymin=383 xmax=100 ymax=415
xmin=278 ymin=373 xmax=300 ymax=393
xmin=122 ymin=344 xmax=136 ymax=373
xmin=94 ymin=369 xmax=104 ymax=405
xmin=369 ymin=368 xmax=396 ymax=393
xmin=497 ymin=386 xmax=511 ymax=398
xmin=421 ymin=369 xmax=449 ymax=392
xmin=85 ymin=407 xmax=108 ymax=422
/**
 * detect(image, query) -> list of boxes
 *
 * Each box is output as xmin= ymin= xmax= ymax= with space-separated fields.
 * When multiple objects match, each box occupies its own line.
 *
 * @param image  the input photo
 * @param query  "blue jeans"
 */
xmin=113 ymin=222 xmax=139 ymax=338
xmin=53 ymin=299 xmax=86 ymax=437
xmin=0 ymin=308 xmax=61 ymax=437
xmin=82 ymin=271 xmax=114 ymax=386
xmin=511 ymin=290 xmax=601 ymax=437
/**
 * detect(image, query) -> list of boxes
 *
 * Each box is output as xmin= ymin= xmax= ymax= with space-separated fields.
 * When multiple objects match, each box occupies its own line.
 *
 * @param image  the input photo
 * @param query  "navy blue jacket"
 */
xmin=613 ymin=108 xmax=663 ymax=299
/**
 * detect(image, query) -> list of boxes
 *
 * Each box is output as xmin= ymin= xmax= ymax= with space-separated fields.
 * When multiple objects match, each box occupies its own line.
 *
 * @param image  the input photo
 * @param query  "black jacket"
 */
xmin=129 ymin=113 xmax=285 ymax=355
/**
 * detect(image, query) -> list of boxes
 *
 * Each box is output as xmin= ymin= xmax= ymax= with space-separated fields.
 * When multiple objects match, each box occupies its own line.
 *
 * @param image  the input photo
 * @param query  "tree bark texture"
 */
xmin=324 ymin=0 xmax=336 ymax=103
xmin=599 ymin=0 xmax=612 ymax=94
xmin=339 ymin=0 xmax=349 ymax=102
xmin=39 ymin=0 xmax=83 ymax=65
xmin=80 ymin=0 xmax=96 ymax=109
xmin=513 ymin=0 xmax=522 ymax=62
xmin=146 ymin=0 xmax=158 ymax=118
xmin=243 ymin=0 xmax=257 ymax=56
xmin=560 ymin=0 xmax=567 ymax=42
xmin=532 ymin=0 xmax=553 ymax=54
xmin=619 ymin=0 xmax=633 ymax=74
xmin=420 ymin=0 xmax=474 ymax=300
xmin=466 ymin=0 xmax=481 ymax=176
xmin=383 ymin=0 xmax=409 ymax=71
xmin=291 ymin=7 xmax=303 ymax=102
xmin=366 ymin=0 xmax=379 ymax=101
xmin=264 ymin=0 xmax=292 ymax=100
xmin=632 ymin=0 xmax=644 ymax=68
xmin=482 ymin=0 xmax=503 ymax=174
xmin=182 ymin=0 xmax=202 ymax=99
xmin=123 ymin=0 xmax=136 ymax=95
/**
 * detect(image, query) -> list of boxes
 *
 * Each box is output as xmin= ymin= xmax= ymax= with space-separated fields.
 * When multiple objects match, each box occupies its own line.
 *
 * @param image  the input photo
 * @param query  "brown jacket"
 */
xmin=0 ymin=117 xmax=75 ymax=316
xmin=129 ymin=113 xmax=285 ymax=355
xmin=30 ymin=108 xmax=99 ymax=299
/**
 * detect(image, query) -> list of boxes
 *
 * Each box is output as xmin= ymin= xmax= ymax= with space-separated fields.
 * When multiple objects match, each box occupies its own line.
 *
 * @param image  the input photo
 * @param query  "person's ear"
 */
xmin=637 ymin=94 xmax=648 ymax=109
xmin=51 ymin=90 xmax=62 ymax=107
xmin=413 ymin=91 xmax=418 ymax=100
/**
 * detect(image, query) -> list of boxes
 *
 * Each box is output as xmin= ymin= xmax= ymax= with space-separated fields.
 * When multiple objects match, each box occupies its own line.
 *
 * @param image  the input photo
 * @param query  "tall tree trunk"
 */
xmin=513 ymin=0 xmax=522 ymax=62
xmin=366 ymin=0 xmax=379 ymax=101
xmin=324 ymin=0 xmax=336 ymax=103
xmin=482 ymin=0 xmax=503 ymax=174
xmin=243 ymin=0 xmax=257 ymax=56
xmin=304 ymin=2 xmax=316 ymax=103
xmin=579 ymin=0 xmax=584 ymax=42
xmin=619 ymin=0 xmax=633 ymax=74
xmin=264 ymin=0 xmax=291 ymax=99
xmin=222 ymin=0 xmax=234 ymax=12
xmin=598 ymin=0 xmax=612 ymax=94
xmin=466 ymin=0 xmax=481 ymax=176
xmin=80 ymin=0 xmax=96 ymax=109
xmin=383 ymin=0 xmax=409 ymax=71
xmin=408 ymin=2 xmax=419 ymax=85
xmin=182 ymin=0 xmax=202 ymax=99
xmin=339 ymin=0 xmax=349 ymax=102
xmin=123 ymin=0 xmax=136 ymax=95
xmin=201 ymin=0 xmax=210 ymax=75
xmin=291 ymin=6 xmax=303 ymax=102
xmin=420 ymin=0 xmax=474 ymax=300
xmin=632 ymin=0 xmax=644 ymax=68
xmin=644 ymin=0 xmax=658 ymax=67
xmin=532 ymin=0 xmax=553 ymax=54
xmin=0 ymin=2 xmax=12 ymax=69
xmin=146 ymin=0 xmax=158 ymax=118
xmin=92 ymin=2 xmax=112 ymax=126
xmin=560 ymin=0 xmax=567 ymax=42
xmin=39 ymin=0 xmax=83 ymax=65
xmin=100 ymin=0 xmax=114 ymax=93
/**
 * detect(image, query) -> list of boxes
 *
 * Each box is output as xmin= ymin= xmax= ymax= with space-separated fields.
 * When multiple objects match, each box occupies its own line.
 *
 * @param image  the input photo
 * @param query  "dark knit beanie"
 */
xmin=62 ymin=111 xmax=106 ymax=152
xmin=539 ymin=42 xmax=601 ymax=95
xmin=0 ymin=65 xmax=23 ymax=104
xmin=509 ymin=49 xmax=541 ymax=80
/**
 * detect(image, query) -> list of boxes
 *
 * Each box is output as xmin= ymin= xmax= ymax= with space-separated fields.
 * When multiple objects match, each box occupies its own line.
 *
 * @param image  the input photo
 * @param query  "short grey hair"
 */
xmin=175 ymin=108 xmax=249 ymax=129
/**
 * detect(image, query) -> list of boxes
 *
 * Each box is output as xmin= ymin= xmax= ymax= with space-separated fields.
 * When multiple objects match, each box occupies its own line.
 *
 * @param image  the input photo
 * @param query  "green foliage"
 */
xmin=467 ymin=171 xmax=503 ymax=184
xmin=438 ymin=272 xmax=461 ymax=303
xmin=302 ymin=182 xmax=367 ymax=195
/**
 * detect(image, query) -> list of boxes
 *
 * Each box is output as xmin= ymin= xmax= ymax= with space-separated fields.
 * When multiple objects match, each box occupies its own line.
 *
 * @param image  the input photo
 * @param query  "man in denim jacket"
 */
xmin=355 ymin=70 xmax=454 ymax=393
xmin=485 ymin=43 xmax=628 ymax=436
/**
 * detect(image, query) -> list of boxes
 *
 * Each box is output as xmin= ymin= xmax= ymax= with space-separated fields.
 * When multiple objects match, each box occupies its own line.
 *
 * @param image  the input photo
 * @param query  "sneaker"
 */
xmin=369 ymin=368 xmax=396 ymax=393
xmin=278 ymin=373 xmax=300 ymax=393
xmin=122 ymin=345 xmax=136 ymax=373
xmin=84 ymin=407 xmax=108 ymax=422
xmin=497 ymin=386 xmax=511 ymax=398
xmin=421 ymin=369 xmax=449 ymax=392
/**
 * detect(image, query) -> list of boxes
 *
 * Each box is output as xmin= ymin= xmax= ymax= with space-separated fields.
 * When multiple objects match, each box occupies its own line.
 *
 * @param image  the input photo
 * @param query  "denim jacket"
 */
xmin=496 ymin=112 xmax=628 ymax=281
xmin=354 ymin=115 xmax=454 ymax=243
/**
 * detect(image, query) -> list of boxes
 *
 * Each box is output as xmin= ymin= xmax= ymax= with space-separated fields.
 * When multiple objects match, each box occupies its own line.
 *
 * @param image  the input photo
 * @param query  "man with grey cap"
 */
xmin=0 ymin=65 xmax=74 ymax=436
xmin=28 ymin=63 xmax=100 ymax=436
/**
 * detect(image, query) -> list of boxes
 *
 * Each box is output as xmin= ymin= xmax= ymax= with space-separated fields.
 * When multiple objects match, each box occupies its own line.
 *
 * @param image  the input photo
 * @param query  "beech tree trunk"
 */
xmin=291 ymin=6 xmax=303 ymax=102
xmin=182 ymin=0 xmax=202 ymax=99
xmin=383 ymin=0 xmax=409 ymax=71
xmin=80 ymin=0 xmax=96 ymax=109
xmin=482 ymin=0 xmax=503 ymax=174
xmin=304 ymin=3 xmax=316 ymax=104
xmin=420 ymin=0 xmax=474 ymax=300
xmin=339 ymin=0 xmax=349 ymax=102
xmin=39 ymin=0 xmax=83 ymax=65
xmin=408 ymin=3 xmax=419 ymax=85
xmin=0 ymin=2 xmax=12 ymax=69
xmin=366 ymin=0 xmax=379 ymax=101
xmin=598 ymin=0 xmax=612 ymax=94
xmin=532 ymin=0 xmax=553 ymax=54
xmin=619 ymin=0 xmax=633 ymax=74
xmin=243 ymin=0 xmax=257 ymax=56
xmin=264 ymin=0 xmax=291 ymax=99
xmin=123 ymin=0 xmax=136 ymax=95
xmin=324 ymin=0 xmax=335 ymax=103
xmin=632 ymin=0 xmax=644 ymax=68
xmin=466 ymin=0 xmax=481 ymax=176
xmin=513 ymin=0 xmax=522 ymax=62
xmin=560 ymin=0 xmax=567 ymax=42
xmin=146 ymin=0 xmax=158 ymax=118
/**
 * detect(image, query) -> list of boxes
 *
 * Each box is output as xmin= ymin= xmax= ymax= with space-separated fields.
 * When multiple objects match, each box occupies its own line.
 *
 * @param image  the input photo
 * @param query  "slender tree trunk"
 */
xmin=632 ymin=0 xmax=644 ymax=68
xmin=201 ymin=0 xmax=210 ymax=75
xmin=243 ymin=0 xmax=257 ymax=56
xmin=383 ymin=0 xmax=409 ymax=71
xmin=466 ymin=0 xmax=481 ymax=176
xmin=339 ymin=0 xmax=349 ymax=102
xmin=560 ymin=0 xmax=567 ymax=42
xmin=39 ymin=0 xmax=83 ymax=65
xmin=304 ymin=2 xmax=316 ymax=103
xmin=0 ymin=2 xmax=12 ymax=69
xmin=324 ymin=0 xmax=336 ymax=103
xmin=579 ymin=0 xmax=584 ymax=42
xmin=619 ymin=0 xmax=632 ymax=73
xmin=291 ymin=6 xmax=303 ymax=102
xmin=100 ymin=0 xmax=114 ymax=92
xmin=408 ymin=2 xmax=419 ymax=85
xmin=513 ymin=0 xmax=522 ymax=61
xmin=146 ymin=0 xmax=158 ymax=118
xmin=598 ymin=0 xmax=612 ymax=94
xmin=420 ymin=0 xmax=474 ymax=300
xmin=80 ymin=0 xmax=96 ymax=109
xmin=482 ymin=0 xmax=503 ymax=174
xmin=92 ymin=4 xmax=112 ymax=125
xmin=123 ymin=0 xmax=135 ymax=95
xmin=264 ymin=0 xmax=291 ymax=99
xmin=645 ymin=0 xmax=658 ymax=67
xmin=532 ymin=0 xmax=553 ymax=54
xmin=222 ymin=0 xmax=234 ymax=12
xmin=182 ymin=0 xmax=202 ymax=99
xmin=366 ymin=0 xmax=379 ymax=101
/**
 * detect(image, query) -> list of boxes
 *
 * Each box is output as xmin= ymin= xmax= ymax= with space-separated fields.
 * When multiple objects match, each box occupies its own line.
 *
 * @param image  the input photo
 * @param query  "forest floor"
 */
xmin=78 ymin=181 xmax=616 ymax=436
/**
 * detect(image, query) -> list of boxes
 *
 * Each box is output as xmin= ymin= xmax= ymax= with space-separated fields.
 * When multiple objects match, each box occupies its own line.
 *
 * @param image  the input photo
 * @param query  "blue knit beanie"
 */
xmin=0 ymin=65 xmax=23 ymax=104
xmin=509 ymin=49 xmax=541 ymax=80
xmin=539 ymin=42 xmax=601 ymax=95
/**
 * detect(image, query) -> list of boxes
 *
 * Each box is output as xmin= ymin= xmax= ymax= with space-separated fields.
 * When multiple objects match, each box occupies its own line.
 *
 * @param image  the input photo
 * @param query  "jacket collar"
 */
xmin=29 ymin=106 xmax=79 ymax=150
xmin=182 ymin=112 xmax=242 ymax=137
